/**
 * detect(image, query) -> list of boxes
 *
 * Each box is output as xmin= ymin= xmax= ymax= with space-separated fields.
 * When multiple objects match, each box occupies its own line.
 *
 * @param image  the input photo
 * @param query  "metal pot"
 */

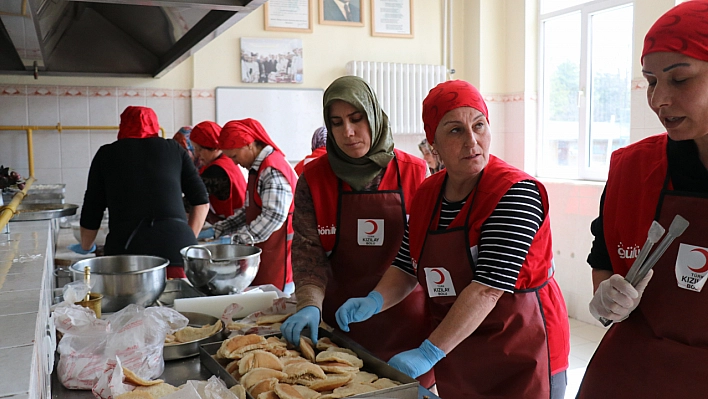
xmin=180 ymin=243 xmax=261 ymax=295
xmin=70 ymin=255 xmax=169 ymax=313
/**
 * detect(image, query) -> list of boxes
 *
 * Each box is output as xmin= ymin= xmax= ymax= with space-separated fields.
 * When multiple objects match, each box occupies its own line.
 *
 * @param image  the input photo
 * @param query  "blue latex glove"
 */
xmin=335 ymin=291 xmax=383 ymax=332
xmin=68 ymin=243 xmax=96 ymax=255
xmin=388 ymin=339 xmax=445 ymax=378
xmin=280 ymin=306 xmax=320 ymax=345
xmin=198 ymin=227 xmax=215 ymax=240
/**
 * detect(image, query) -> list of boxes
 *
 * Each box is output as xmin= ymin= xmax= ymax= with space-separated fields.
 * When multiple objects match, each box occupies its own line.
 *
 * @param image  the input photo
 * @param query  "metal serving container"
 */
xmin=70 ymin=255 xmax=169 ymax=312
xmin=181 ymin=243 xmax=261 ymax=295
xmin=199 ymin=328 xmax=420 ymax=399
xmin=10 ymin=203 xmax=78 ymax=221
xmin=163 ymin=312 xmax=227 ymax=361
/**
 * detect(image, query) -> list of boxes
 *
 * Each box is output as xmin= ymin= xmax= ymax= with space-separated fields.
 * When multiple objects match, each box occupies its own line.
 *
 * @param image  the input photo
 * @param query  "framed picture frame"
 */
xmin=371 ymin=0 xmax=413 ymax=38
xmin=319 ymin=0 xmax=365 ymax=26
xmin=265 ymin=0 xmax=313 ymax=32
xmin=241 ymin=38 xmax=304 ymax=84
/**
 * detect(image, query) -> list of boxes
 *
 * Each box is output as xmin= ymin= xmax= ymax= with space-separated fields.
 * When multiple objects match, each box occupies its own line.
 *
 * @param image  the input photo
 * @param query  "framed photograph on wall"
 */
xmin=265 ymin=0 xmax=313 ymax=32
xmin=241 ymin=38 xmax=304 ymax=84
xmin=371 ymin=0 xmax=413 ymax=37
xmin=319 ymin=0 xmax=365 ymax=26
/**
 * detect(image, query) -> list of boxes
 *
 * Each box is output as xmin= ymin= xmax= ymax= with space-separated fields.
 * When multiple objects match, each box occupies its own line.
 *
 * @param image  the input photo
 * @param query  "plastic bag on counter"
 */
xmin=225 ymin=296 xmax=297 ymax=337
xmin=103 ymin=375 xmax=241 ymax=399
xmin=54 ymin=303 xmax=188 ymax=390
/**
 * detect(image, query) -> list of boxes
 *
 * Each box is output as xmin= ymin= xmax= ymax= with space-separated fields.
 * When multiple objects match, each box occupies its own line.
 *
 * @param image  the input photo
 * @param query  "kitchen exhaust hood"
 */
xmin=0 ymin=0 xmax=266 ymax=77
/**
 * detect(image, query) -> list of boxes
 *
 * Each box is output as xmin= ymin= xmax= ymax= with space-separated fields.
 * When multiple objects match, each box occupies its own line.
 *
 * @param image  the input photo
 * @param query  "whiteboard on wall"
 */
xmin=215 ymin=87 xmax=324 ymax=162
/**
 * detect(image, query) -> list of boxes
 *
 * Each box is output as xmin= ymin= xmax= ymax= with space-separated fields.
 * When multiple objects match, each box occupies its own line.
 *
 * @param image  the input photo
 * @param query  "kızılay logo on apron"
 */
xmin=675 ymin=243 xmax=708 ymax=292
xmin=357 ymin=219 xmax=384 ymax=246
xmin=424 ymin=267 xmax=457 ymax=297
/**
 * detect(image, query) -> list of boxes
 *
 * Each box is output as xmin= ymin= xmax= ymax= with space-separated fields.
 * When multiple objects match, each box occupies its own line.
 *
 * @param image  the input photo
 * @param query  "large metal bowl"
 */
xmin=180 ymin=244 xmax=261 ymax=295
xmin=70 ymin=255 xmax=169 ymax=313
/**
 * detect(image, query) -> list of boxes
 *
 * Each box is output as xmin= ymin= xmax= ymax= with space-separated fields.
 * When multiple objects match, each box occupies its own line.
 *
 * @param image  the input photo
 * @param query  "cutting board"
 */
xmin=173 ymin=291 xmax=278 ymax=319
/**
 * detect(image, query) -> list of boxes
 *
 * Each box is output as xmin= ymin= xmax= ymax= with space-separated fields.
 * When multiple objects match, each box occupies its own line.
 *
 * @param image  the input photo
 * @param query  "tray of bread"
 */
xmin=163 ymin=311 xmax=226 ymax=361
xmin=199 ymin=328 xmax=419 ymax=399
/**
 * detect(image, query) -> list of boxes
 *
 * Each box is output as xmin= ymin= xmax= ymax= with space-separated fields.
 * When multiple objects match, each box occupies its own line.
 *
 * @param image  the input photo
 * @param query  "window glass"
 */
xmin=540 ymin=13 xmax=581 ymax=175
xmin=588 ymin=5 xmax=633 ymax=169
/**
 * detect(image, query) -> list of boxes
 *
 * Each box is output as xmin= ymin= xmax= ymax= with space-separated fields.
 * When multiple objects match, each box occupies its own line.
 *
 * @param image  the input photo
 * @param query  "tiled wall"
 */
xmin=0 ymin=85 xmax=193 ymax=205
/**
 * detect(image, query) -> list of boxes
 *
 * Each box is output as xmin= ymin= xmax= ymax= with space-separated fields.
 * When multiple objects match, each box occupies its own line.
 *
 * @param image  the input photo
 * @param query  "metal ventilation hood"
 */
xmin=0 ymin=0 xmax=265 ymax=77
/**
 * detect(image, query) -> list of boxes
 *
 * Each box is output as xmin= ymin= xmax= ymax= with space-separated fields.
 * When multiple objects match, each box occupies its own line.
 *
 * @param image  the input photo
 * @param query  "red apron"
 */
xmin=408 ymin=156 xmax=568 ymax=398
xmin=577 ymin=173 xmax=708 ymax=397
xmin=245 ymin=150 xmax=296 ymax=290
xmin=312 ymin=156 xmax=434 ymax=388
xmin=416 ymin=191 xmax=554 ymax=398
xmin=200 ymin=154 xmax=247 ymax=217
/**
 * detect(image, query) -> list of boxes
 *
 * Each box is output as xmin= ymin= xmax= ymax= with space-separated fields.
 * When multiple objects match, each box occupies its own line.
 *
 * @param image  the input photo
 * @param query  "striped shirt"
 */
xmin=213 ymin=146 xmax=293 ymax=243
xmin=393 ymin=180 xmax=544 ymax=293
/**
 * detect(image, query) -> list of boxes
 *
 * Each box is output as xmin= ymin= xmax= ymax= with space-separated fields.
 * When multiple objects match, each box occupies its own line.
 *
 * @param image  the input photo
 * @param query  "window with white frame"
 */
xmin=538 ymin=0 xmax=633 ymax=180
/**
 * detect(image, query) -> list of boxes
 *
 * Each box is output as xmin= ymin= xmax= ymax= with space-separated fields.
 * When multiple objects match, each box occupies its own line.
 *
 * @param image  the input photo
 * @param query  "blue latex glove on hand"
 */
xmin=197 ymin=227 xmax=215 ymax=240
xmin=335 ymin=291 xmax=383 ymax=332
xmin=68 ymin=243 xmax=96 ymax=255
xmin=280 ymin=306 xmax=320 ymax=345
xmin=388 ymin=339 xmax=445 ymax=378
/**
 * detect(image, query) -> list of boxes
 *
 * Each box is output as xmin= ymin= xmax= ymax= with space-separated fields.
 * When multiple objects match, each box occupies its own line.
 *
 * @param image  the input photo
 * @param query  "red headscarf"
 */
xmin=219 ymin=118 xmax=283 ymax=154
xmin=422 ymin=80 xmax=489 ymax=145
xmin=642 ymin=1 xmax=708 ymax=65
xmin=190 ymin=121 xmax=222 ymax=149
xmin=117 ymin=106 xmax=160 ymax=140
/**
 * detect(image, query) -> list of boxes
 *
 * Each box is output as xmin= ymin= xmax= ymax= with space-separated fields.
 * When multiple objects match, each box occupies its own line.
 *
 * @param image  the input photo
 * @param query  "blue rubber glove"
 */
xmin=388 ymin=339 xmax=445 ymax=378
xmin=197 ymin=227 xmax=215 ymax=240
xmin=68 ymin=243 xmax=96 ymax=255
xmin=280 ymin=306 xmax=320 ymax=345
xmin=335 ymin=291 xmax=383 ymax=332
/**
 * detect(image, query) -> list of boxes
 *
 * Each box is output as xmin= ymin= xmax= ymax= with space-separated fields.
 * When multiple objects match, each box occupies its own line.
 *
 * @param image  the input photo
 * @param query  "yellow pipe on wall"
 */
xmin=0 ymin=124 xmax=167 ymax=177
xmin=0 ymin=123 xmax=166 ymax=229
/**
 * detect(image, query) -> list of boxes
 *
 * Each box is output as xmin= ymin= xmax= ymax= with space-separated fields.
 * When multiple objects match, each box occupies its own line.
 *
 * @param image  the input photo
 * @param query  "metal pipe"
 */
xmin=0 ymin=123 xmax=166 ymax=228
xmin=0 ymin=123 xmax=167 ymax=176
xmin=26 ymin=128 xmax=34 ymax=176
xmin=0 ymin=176 xmax=36 ymax=232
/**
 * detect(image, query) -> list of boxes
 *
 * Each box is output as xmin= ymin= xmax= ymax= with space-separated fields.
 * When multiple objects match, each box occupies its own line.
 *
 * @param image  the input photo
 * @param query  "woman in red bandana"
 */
xmin=332 ymin=80 xmax=570 ymax=398
xmin=578 ymin=2 xmax=708 ymax=397
xmin=77 ymin=106 xmax=209 ymax=279
xmin=213 ymin=118 xmax=297 ymax=294
xmin=189 ymin=121 xmax=247 ymax=225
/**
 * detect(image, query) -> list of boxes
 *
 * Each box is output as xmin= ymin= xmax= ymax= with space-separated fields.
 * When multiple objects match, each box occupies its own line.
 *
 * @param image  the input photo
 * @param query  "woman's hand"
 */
xmin=280 ymin=306 xmax=320 ymax=345
xmin=388 ymin=339 xmax=445 ymax=378
xmin=335 ymin=291 xmax=383 ymax=332
xmin=589 ymin=270 xmax=653 ymax=323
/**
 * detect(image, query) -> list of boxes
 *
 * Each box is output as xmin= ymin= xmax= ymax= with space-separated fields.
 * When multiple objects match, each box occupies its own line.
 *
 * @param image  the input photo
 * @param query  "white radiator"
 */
xmin=346 ymin=61 xmax=447 ymax=135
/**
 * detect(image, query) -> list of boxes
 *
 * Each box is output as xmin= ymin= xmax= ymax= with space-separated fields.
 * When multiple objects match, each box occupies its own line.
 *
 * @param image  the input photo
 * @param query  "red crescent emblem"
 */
xmin=432 ymin=268 xmax=445 ymax=284
xmin=364 ymin=220 xmax=378 ymax=235
xmin=688 ymin=248 xmax=708 ymax=273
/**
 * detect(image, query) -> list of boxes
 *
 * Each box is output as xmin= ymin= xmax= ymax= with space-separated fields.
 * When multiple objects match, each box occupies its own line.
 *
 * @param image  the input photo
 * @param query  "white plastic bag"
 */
xmin=54 ymin=303 xmax=188 ymax=390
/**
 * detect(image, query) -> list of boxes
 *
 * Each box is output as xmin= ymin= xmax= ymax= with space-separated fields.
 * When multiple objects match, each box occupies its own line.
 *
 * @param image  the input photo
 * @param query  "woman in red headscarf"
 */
xmin=213 ymin=118 xmax=297 ymax=294
xmin=333 ymin=80 xmax=570 ymax=398
xmin=189 ymin=121 xmax=247 ymax=224
xmin=578 ymin=2 xmax=708 ymax=397
xmin=77 ymin=106 xmax=209 ymax=279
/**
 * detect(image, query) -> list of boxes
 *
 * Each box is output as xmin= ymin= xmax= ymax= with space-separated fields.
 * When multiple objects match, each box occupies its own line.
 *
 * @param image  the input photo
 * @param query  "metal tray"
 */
xmin=164 ymin=311 xmax=227 ymax=361
xmin=10 ymin=203 xmax=78 ymax=221
xmin=199 ymin=328 xmax=420 ymax=399
xmin=156 ymin=279 xmax=206 ymax=307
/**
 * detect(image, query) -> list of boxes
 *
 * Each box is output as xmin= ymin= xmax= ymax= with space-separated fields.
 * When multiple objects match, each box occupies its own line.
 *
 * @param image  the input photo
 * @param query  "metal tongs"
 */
xmin=598 ymin=214 xmax=689 ymax=327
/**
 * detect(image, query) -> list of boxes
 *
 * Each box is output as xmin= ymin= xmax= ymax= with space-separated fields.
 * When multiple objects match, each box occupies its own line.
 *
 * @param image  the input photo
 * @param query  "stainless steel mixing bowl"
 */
xmin=70 ymin=255 xmax=169 ymax=312
xmin=180 ymin=243 xmax=261 ymax=295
